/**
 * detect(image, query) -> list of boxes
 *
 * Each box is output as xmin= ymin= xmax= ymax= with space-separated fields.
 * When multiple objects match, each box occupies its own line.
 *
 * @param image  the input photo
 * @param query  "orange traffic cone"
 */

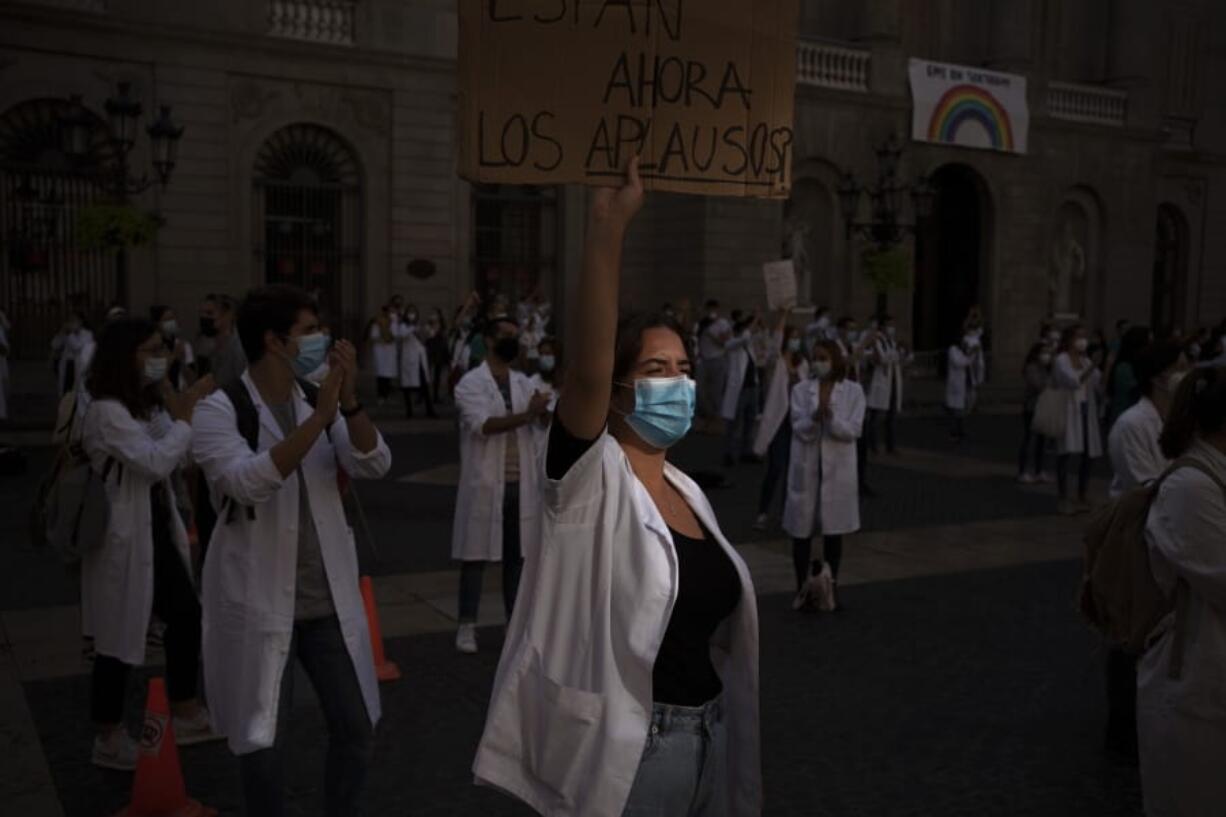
xmin=360 ymin=576 xmax=401 ymax=682
xmin=114 ymin=677 xmax=216 ymax=817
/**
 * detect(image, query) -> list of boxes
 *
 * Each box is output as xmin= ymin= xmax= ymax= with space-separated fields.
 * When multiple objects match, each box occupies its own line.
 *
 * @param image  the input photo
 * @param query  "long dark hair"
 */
xmin=612 ymin=311 xmax=688 ymax=383
xmin=1159 ymin=366 xmax=1226 ymax=459
xmin=86 ymin=317 xmax=161 ymax=419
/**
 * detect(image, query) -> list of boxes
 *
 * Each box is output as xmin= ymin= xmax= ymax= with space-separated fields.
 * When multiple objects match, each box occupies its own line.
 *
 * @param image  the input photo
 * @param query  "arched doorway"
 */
xmin=1151 ymin=204 xmax=1188 ymax=334
xmin=913 ymin=164 xmax=992 ymax=352
xmin=0 ymin=98 xmax=115 ymax=358
xmin=253 ymin=123 xmax=363 ymax=337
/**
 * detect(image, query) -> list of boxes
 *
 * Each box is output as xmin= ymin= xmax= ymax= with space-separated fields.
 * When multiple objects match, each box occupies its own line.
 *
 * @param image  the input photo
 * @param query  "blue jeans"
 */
xmin=622 ymin=698 xmax=728 ymax=816
xmin=239 ymin=616 xmax=374 ymax=817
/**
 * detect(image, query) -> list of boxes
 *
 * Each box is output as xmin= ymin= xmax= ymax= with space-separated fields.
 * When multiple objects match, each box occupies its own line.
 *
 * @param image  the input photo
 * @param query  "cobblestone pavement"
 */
xmin=1 ymin=411 xmax=1143 ymax=816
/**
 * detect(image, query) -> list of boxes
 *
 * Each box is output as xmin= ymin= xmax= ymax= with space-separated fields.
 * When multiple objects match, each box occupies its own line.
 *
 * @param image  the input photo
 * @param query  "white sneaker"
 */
xmin=752 ymin=513 xmax=769 ymax=532
xmin=173 ymin=708 xmax=223 ymax=746
xmin=817 ymin=564 xmax=837 ymax=613
xmin=455 ymin=623 xmax=478 ymax=654
xmin=92 ymin=730 xmax=139 ymax=771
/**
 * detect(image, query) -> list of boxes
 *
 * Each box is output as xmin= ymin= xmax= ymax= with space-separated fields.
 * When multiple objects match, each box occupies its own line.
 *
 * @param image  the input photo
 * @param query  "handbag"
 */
xmin=1032 ymin=387 xmax=1068 ymax=439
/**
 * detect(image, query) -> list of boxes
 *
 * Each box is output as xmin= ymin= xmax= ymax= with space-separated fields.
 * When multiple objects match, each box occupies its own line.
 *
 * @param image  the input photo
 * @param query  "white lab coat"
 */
xmin=782 ymin=378 xmax=866 ymax=539
xmin=473 ymin=432 xmax=760 ymax=817
xmin=191 ymin=373 xmax=393 ymax=754
xmin=81 ymin=401 xmax=194 ymax=667
xmin=751 ymin=355 xmax=808 ymax=458
xmin=369 ymin=320 xmax=399 ymax=379
xmin=452 ymin=363 xmax=542 ymax=562
xmin=945 ymin=345 xmax=985 ymax=411
xmin=52 ymin=328 xmax=94 ymax=393
xmin=396 ymin=323 xmax=431 ymax=388
xmin=721 ymin=332 xmax=760 ymax=421
xmin=1052 ymin=352 xmax=1103 ymax=457
xmin=1107 ymin=397 xmax=1168 ymax=498
xmin=1138 ymin=440 xmax=1226 ymax=817
xmin=866 ymin=338 xmax=905 ymax=411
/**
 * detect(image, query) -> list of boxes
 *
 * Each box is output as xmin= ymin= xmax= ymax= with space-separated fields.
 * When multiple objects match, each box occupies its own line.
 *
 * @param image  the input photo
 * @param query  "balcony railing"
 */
xmin=268 ymin=0 xmax=356 ymax=46
xmin=796 ymin=40 xmax=871 ymax=93
xmin=15 ymin=0 xmax=107 ymax=10
xmin=1047 ymin=81 xmax=1127 ymax=126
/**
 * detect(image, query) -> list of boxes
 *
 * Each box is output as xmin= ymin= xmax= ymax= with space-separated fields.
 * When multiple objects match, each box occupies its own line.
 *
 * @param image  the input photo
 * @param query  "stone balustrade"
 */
xmin=268 ymin=0 xmax=356 ymax=46
xmin=1046 ymin=81 xmax=1128 ymax=126
xmin=796 ymin=40 xmax=871 ymax=93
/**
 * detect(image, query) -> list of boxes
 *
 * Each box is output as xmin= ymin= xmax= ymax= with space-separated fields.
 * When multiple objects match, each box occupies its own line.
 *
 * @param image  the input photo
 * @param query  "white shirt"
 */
xmin=1107 ymin=397 xmax=1168 ymax=498
xmin=473 ymin=433 xmax=761 ymax=816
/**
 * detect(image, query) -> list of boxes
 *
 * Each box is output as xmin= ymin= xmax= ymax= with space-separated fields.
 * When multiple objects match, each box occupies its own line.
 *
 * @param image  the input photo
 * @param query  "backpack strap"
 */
xmin=220 ymin=379 xmax=260 ymax=524
xmin=1157 ymin=457 xmax=1226 ymax=680
xmin=295 ymin=377 xmax=333 ymax=442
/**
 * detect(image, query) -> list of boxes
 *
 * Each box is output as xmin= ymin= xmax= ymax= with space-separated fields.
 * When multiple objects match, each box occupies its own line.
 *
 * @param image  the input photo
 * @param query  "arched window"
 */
xmin=1152 ymin=204 xmax=1188 ymax=334
xmin=253 ymin=123 xmax=362 ymax=336
xmin=0 ymin=98 xmax=113 ymax=358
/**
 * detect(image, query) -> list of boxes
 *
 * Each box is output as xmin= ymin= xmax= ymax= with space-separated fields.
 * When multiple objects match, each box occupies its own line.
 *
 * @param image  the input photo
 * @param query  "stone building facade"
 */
xmin=1 ymin=0 xmax=1223 ymax=385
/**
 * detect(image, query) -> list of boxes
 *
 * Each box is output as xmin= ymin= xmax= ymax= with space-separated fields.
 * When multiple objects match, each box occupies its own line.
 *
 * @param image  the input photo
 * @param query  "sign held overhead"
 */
xmin=458 ymin=0 xmax=801 ymax=198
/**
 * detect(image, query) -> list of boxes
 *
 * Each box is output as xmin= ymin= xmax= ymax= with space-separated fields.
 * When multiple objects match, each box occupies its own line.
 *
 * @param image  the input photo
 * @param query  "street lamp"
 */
xmin=104 ymin=82 xmax=142 ymax=155
xmin=59 ymin=94 xmax=95 ymax=159
xmin=146 ymin=105 xmax=185 ymax=187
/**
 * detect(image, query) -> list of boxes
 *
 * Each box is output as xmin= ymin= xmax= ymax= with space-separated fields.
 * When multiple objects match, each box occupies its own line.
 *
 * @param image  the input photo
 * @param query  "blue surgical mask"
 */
xmin=291 ymin=332 xmax=330 ymax=376
xmin=786 ymin=338 xmax=802 ymax=353
xmin=538 ymin=354 xmax=556 ymax=372
xmin=616 ymin=375 xmax=696 ymax=450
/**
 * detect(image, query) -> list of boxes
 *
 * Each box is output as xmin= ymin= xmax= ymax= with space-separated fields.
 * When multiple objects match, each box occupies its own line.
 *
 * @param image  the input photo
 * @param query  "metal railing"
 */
xmin=1047 ymin=81 xmax=1127 ymax=126
xmin=796 ymin=40 xmax=871 ymax=93
xmin=12 ymin=0 xmax=107 ymax=10
xmin=268 ymin=0 xmax=356 ymax=46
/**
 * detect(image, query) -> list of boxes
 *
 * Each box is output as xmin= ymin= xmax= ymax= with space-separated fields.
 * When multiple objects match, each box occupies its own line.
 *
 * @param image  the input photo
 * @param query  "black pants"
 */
xmin=458 ymin=485 xmax=523 ymax=621
xmin=791 ymin=535 xmax=844 ymax=591
xmin=376 ymin=377 xmax=392 ymax=401
xmin=1104 ymin=647 xmax=1138 ymax=754
xmin=866 ymin=406 xmax=897 ymax=454
xmin=432 ymin=361 xmax=449 ymax=403
xmin=1057 ymin=403 xmax=1092 ymax=499
xmin=1018 ymin=409 xmax=1046 ymax=476
xmin=757 ymin=422 xmax=791 ymax=516
xmin=402 ymin=386 xmax=435 ymax=418
xmin=90 ymin=488 xmax=201 ymax=724
xmin=240 ymin=616 xmax=374 ymax=817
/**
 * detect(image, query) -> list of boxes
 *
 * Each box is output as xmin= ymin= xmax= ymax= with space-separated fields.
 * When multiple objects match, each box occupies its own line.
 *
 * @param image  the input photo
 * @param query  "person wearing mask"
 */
xmin=835 ymin=316 xmax=871 ymax=495
xmin=865 ymin=316 xmax=906 ymax=456
xmin=51 ymin=310 xmax=95 ymax=395
xmin=81 ymin=318 xmax=219 ymax=769
xmin=752 ymin=316 xmax=808 ymax=531
xmin=451 ymin=317 xmax=550 ymax=655
xmin=425 ymin=308 xmax=450 ymax=405
xmin=1137 ymin=366 xmax=1226 ymax=817
xmin=721 ymin=309 xmax=763 ymax=467
xmin=196 ymin=294 xmax=245 ymax=385
xmin=519 ymin=312 xmax=545 ymax=367
xmin=473 ymin=159 xmax=759 ymax=816
xmin=1101 ymin=341 xmax=1187 ymax=762
xmin=191 ymin=285 xmax=391 ymax=817
xmin=368 ymin=304 xmax=399 ymax=406
xmin=150 ymin=305 xmax=195 ymax=391
xmin=1018 ymin=342 xmax=1053 ymax=484
xmin=396 ymin=304 xmax=436 ymax=419
xmin=527 ymin=336 xmax=561 ymax=458
xmin=1052 ymin=324 xmax=1103 ymax=514
xmin=804 ymin=306 xmax=834 ymax=346
xmin=783 ymin=340 xmax=864 ymax=613
xmin=1197 ymin=328 xmax=1226 ymax=368
xmin=696 ymin=299 xmax=732 ymax=425
xmin=946 ymin=332 xmax=985 ymax=442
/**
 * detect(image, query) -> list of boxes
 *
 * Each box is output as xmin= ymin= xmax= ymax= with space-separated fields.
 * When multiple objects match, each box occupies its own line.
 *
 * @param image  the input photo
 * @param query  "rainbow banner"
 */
xmin=908 ymin=59 xmax=1029 ymax=155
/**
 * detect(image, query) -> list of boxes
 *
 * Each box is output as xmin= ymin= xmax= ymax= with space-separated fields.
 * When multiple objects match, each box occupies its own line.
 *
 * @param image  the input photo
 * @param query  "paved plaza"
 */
xmin=0 ymin=408 xmax=1143 ymax=816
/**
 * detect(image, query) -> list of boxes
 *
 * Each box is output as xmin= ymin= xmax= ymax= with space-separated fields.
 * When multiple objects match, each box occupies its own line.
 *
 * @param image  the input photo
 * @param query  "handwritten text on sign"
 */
xmin=458 ymin=0 xmax=800 ymax=198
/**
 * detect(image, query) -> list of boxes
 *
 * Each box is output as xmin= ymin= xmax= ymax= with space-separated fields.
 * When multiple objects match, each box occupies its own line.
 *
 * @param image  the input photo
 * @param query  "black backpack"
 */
xmin=218 ymin=377 xmax=327 ymax=524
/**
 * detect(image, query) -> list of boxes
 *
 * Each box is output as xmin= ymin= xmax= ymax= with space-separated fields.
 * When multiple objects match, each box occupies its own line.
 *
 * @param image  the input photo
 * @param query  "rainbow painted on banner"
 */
xmin=926 ymin=84 xmax=1015 ymax=151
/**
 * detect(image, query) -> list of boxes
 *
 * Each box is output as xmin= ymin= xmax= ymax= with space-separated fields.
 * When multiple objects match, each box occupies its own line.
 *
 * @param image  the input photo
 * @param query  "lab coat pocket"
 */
xmin=521 ymin=648 xmax=604 ymax=803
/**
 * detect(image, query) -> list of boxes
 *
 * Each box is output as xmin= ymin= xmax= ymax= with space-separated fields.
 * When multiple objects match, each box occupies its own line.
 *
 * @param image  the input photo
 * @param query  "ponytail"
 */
xmin=1160 ymin=366 xmax=1226 ymax=459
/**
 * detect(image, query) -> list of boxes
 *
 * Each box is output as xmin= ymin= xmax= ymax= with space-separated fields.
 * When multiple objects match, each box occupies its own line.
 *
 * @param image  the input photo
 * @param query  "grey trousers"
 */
xmin=622 ymin=697 xmax=728 ymax=817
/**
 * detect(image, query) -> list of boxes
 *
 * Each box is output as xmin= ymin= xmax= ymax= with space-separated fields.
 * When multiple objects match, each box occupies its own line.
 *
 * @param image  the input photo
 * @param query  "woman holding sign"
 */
xmin=472 ymin=159 xmax=761 ymax=816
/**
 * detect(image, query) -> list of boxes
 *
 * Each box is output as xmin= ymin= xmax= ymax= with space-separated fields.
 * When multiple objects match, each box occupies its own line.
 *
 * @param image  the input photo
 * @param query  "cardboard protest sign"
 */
xmin=762 ymin=259 xmax=797 ymax=310
xmin=458 ymin=0 xmax=800 ymax=198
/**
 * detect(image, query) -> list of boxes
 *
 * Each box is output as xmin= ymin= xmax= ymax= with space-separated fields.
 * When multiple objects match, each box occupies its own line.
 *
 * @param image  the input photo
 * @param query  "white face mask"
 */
xmin=787 ymin=337 xmax=802 ymax=354
xmin=812 ymin=360 xmax=832 ymax=380
xmin=1073 ymin=338 xmax=1089 ymax=353
xmin=1039 ymin=353 xmax=1053 ymax=366
xmin=885 ymin=326 xmax=897 ymax=340
xmin=161 ymin=319 xmax=179 ymax=337
xmin=143 ymin=357 xmax=168 ymax=384
xmin=1165 ymin=371 xmax=1188 ymax=392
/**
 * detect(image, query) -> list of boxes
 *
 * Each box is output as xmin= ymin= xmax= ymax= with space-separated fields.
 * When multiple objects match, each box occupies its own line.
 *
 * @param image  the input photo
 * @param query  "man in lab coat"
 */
xmin=192 ymin=285 xmax=392 ymax=817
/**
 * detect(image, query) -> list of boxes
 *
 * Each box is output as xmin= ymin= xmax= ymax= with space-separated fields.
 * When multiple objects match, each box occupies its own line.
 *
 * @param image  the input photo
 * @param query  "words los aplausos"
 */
xmin=476 ymin=0 xmax=794 ymax=184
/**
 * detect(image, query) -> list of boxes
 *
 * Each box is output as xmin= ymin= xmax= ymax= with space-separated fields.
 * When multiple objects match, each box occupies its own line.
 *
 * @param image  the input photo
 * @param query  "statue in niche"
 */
xmin=1049 ymin=219 xmax=1086 ymax=317
xmin=785 ymin=216 xmax=811 ymax=286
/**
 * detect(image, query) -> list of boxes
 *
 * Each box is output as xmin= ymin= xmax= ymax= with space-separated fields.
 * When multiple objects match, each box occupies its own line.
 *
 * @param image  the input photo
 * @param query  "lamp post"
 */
xmin=57 ymin=81 xmax=184 ymax=308
xmin=838 ymin=134 xmax=935 ymax=318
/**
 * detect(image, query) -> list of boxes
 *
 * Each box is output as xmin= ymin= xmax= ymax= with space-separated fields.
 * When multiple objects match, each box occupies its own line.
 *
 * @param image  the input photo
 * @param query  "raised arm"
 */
xmin=557 ymin=158 xmax=645 ymax=440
